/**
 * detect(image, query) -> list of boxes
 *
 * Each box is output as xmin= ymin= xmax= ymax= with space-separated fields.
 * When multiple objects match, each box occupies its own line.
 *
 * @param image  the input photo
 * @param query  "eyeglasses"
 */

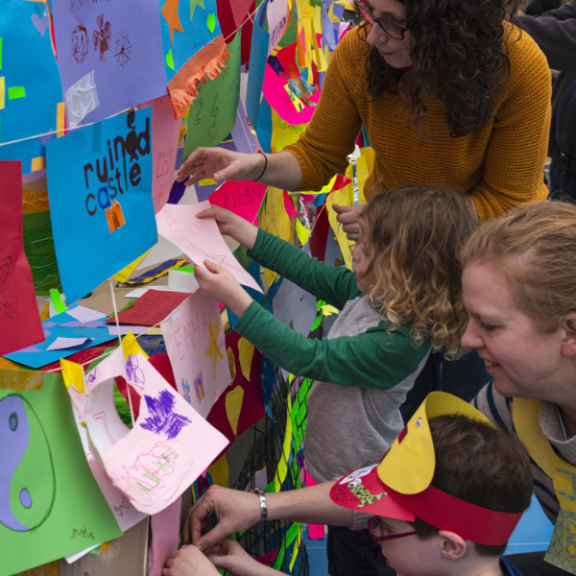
xmin=368 ymin=517 xmax=438 ymax=544
xmin=353 ymin=0 xmax=408 ymax=41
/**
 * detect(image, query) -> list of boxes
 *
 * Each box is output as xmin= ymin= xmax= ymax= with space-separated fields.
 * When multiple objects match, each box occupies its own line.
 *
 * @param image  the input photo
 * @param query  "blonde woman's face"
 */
xmin=461 ymin=263 xmax=566 ymax=400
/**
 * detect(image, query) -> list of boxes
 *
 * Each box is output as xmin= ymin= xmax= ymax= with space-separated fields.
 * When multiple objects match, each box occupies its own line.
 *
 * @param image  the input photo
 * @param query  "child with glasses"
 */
xmin=165 ymin=394 xmax=533 ymax=576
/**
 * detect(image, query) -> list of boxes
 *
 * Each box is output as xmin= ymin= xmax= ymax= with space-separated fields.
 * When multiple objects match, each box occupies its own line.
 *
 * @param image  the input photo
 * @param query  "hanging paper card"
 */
xmin=0 ymin=1 xmax=63 ymax=174
xmin=206 ymin=330 xmax=264 ymax=445
xmin=208 ymin=180 xmax=267 ymax=224
xmin=138 ymin=96 xmax=182 ymax=213
xmin=267 ymin=0 xmax=290 ymax=55
xmin=107 ymin=289 xmax=191 ymax=327
xmin=182 ymin=30 xmax=241 ymax=158
xmin=160 ymin=0 xmax=222 ymax=81
xmin=148 ymin=496 xmax=182 ymax=576
xmin=5 ymin=306 xmax=114 ymax=369
xmin=273 ymin=277 xmax=317 ymax=337
xmin=231 ymin=98 xmax=260 ymax=155
xmin=51 ymin=0 xmax=166 ymax=127
xmin=74 ymin=339 xmax=229 ymax=515
xmin=0 ymin=162 xmax=45 ymax=356
xmin=46 ymin=109 xmax=157 ymax=304
xmin=216 ymin=0 xmax=254 ymax=39
xmin=0 ymin=373 xmax=122 ymax=576
xmin=245 ymin=4 xmax=269 ymax=127
xmin=156 ymin=201 xmax=262 ymax=292
xmin=161 ymin=290 xmax=231 ymax=418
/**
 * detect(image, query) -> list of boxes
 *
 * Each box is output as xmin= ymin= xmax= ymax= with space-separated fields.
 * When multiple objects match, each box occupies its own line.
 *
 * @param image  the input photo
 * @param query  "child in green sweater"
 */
xmin=193 ymin=186 xmax=476 ymax=574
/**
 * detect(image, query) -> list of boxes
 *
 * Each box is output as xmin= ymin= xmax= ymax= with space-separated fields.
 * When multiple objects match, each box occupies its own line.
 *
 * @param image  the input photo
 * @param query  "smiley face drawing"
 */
xmin=0 ymin=396 xmax=55 ymax=532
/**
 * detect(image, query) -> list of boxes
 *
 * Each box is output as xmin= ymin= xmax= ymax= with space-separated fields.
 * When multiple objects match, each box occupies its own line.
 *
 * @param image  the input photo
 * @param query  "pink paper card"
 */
xmin=148 ymin=496 xmax=182 ymax=576
xmin=155 ymin=201 xmax=263 ymax=292
xmin=70 ymin=338 xmax=229 ymax=516
xmin=161 ymin=290 xmax=231 ymax=419
xmin=138 ymin=96 xmax=182 ymax=213
xmin=209 ymin=180 xmax=267 ymax=224
xmin=107 ymin=290 xmax=191 ymax=326
xmin=0 ymin=161 xmax=45 ymax=356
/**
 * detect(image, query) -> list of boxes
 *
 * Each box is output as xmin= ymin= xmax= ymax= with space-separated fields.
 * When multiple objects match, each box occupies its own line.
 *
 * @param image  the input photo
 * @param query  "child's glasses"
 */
xmin=368 ymin=516 xmax=438 ymax=544
xmin=353 ymin=0 xmax=409 ymax=41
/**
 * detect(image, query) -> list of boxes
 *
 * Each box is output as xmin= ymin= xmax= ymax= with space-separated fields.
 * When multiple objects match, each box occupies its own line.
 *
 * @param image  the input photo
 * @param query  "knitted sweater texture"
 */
xmin=285 ymin=23 xmax=552 ymax=221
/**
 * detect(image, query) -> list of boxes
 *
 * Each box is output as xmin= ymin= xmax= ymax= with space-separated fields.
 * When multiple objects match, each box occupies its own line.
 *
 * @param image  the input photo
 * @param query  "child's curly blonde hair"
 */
xmin=358 ymin=187 xmax=477 ymax=359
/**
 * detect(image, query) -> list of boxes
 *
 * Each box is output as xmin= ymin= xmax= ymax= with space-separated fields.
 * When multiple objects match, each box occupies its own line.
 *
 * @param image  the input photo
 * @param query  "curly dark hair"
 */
xmin=357 ymin=0 xmax=520 ymax=137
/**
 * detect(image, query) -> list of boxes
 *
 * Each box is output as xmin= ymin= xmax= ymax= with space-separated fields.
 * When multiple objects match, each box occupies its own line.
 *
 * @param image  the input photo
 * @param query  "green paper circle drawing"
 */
xmin=0 ymin=396 xmax=55 ymax=532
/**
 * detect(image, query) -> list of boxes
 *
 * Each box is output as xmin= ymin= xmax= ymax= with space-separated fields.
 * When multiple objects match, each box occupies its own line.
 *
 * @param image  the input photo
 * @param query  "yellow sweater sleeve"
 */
xmin=470 ymin=26 xmax=551 ymax=220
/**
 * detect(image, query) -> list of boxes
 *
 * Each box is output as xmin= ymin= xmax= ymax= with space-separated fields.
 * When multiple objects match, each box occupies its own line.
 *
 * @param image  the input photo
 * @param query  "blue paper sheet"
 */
xmin=5 ymin=306 xmax=115 ymax=368
xmin=160 ymin=0 xmax=222 ymax=82
xmin=46 ymin=109 xmax=158 ymax=304
xmin=0 ymin=0 xmax=62 ymax=174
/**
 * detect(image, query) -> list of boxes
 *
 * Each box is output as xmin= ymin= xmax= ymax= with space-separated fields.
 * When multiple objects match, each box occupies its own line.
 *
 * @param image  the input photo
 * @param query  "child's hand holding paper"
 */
xmin=195 ymin=260 xmax=253 ymax=318
xmin=196 ymin=205 xmax=258 ymax=250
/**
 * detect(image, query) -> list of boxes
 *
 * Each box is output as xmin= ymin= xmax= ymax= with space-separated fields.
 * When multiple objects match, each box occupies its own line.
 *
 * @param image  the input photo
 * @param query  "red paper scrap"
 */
xmin=107 ymin=290 xmax=191 ymax=326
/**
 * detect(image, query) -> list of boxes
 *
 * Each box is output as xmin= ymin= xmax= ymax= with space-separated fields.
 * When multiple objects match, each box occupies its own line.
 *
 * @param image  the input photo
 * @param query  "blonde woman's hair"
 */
xmin=358 ymin=187 xmax=477 ymax=359
xmin=460 ymin=201 xmax=576 ymax=333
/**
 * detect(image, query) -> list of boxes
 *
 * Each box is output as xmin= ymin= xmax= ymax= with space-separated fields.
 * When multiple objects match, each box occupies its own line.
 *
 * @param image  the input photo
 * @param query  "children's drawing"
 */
xmin=206 ymin=319 xmax=224 ymax=378
xmin=0 ymin=374 xmax=122 ymax=575
xmin=52 ymin=0 xmax=166 ymax=126
xmin=161 ymin=289 xmax=231 ymax=419
xmin=46 ymin=109 xmax=157 ymax=304
xmin=140 ymin=390 xmax=192 ymax=439
xmin=65 ymin=334 xmax=229 ymax=515
xmin=156 ymin=201 xmax=262 ymax=293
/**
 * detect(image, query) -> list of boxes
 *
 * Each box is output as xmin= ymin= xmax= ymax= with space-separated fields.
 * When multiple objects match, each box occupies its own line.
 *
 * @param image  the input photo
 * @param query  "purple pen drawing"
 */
xmin=140 ymin=391 xmax=192 ymax=440
xmin=93 ymin=14 xmax=111 ymax=61
xmin=114 ymin=33 xmax=132 ymax=68
xmin=0 ymin=257 xmax=13 ymax=319
xmin=193 ymin=372 xmax=205 ymax=403
xmin=181 ymin=379 xmax=191 ymax=404
xmin=126 ymin=354 xmax=146 ymax=390
xmin=205 ymin=320 xmax=223 ymax=378
xmin=71 ymin=25 xmax=89 ymax=63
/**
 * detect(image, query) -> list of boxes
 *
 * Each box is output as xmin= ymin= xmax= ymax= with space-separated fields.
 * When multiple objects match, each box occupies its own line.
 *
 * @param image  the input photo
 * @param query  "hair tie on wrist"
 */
xmin=253 ymin=152 xmax=268 ymax=182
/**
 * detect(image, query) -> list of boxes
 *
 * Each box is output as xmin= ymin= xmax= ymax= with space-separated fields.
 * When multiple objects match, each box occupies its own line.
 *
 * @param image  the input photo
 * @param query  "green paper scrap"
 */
xmin=206 ymin=12 xmax=216 ymax=33
xmin=0 ymin=374 xmax=122 ymax=576
xmin=190 ymin=0 xmax=205 ymax=21
xmin=273 ymin=522 xmax=302 ymax=570
xmin=176 ymin=265 xmax=195 ymax=274
xmin=183 ymin=29 xmax=241 ymax=157
xmin=8 ymin=86 xmax=25 ymax=100
xmin=544 ymin=508 xmax=576 ymax=574
xmin=49 ymin=288 xmax=67 ymax=314
xmin=166 ymin=49 xmax=175 ymax=71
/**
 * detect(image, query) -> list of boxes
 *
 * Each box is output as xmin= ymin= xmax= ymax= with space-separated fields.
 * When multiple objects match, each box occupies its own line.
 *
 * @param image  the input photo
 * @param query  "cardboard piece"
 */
xmin=0 ymin=373 xmax=122 ymax=576
xmin=161 ymin=290 xmax=231 ymax=419
xmin=46 ymin=109 xmax=158 ymax=304
xmin=107 ymin=290 xmax=191 ymax=326
xmin=0 ymin=161 xmax=45 ymax=356
xmin=156 ymin=201 xmax=262 ymax=292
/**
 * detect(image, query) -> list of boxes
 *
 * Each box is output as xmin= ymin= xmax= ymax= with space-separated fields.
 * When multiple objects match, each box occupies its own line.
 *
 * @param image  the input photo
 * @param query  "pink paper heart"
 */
xmin=31 ymin=13 xmax=49 ymax=37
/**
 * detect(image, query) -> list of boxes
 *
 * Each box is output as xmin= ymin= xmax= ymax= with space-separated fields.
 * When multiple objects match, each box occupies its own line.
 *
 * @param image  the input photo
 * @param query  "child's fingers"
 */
xmin=196 ymin=208 xmax=221 ymax=220
xmin=203 ymin=259 xmax=223 ymax=273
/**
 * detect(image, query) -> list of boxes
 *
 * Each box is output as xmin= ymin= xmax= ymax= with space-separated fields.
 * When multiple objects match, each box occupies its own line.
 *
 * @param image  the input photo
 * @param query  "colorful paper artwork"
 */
xmin=0 ymin=162 xmax=45 ymax=357
xmin=4 ymin=306 xmax=114 ymax=369
xmin=208 ymin=180 xmax=267 ymax=224
xmin=68 ymin=336 xmax=228 ymax=515
xmin=51 ymin=0 xmax=167 ymax=127
xmin=137 ymin=95 xmax=182 ymax=213
xmin=183 ymin=30 xmax=241 ymax=158
xmin=0 ymin=373 xmax=122 ymax=576
xmin=273 ymin=277 xmax=317 ymax=338
xmin=155 ymin=200 xmax=263 ymax=292
xmin=107 ymin=290 xmax=191 ymax=327
xmin=0 ymin=1 xmax=63 ymax=175
xmin=206 ymin=330 xmax=265 ymax=445
xmin=161 ymin=290 xmax=231 ymax=419
xmin=46 ymin=109 xmax=158 ymax=304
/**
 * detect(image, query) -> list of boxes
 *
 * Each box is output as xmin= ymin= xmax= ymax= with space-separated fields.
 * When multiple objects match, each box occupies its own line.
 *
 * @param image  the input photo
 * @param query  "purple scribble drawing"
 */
xmin=140 ymin=391 xmax=191 ymax=440
xmin=71 ymin=25 xmax=89 ymax=63
xmin=181 ymin=379 xmax=191 ymax=405
xmin=126 ymin=355 xmax=145 ymax=389
xmin=86 ymin=367 xmax=97 ymax=384
xmin=93 ymin=14 xmax=111 ymax=61
xmin=114 ymin=33 xmax=132 ymax=68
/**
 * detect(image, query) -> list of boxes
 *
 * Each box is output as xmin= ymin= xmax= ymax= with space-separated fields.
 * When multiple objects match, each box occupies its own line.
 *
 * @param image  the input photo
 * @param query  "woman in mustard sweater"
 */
xmin=177 ymin=0 xmax=551 ymax=229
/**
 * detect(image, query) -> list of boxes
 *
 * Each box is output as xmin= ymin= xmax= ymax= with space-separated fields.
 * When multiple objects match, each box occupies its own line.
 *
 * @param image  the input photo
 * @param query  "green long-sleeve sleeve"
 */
xmin=248 ymin=228 xmax=361 ymax=310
